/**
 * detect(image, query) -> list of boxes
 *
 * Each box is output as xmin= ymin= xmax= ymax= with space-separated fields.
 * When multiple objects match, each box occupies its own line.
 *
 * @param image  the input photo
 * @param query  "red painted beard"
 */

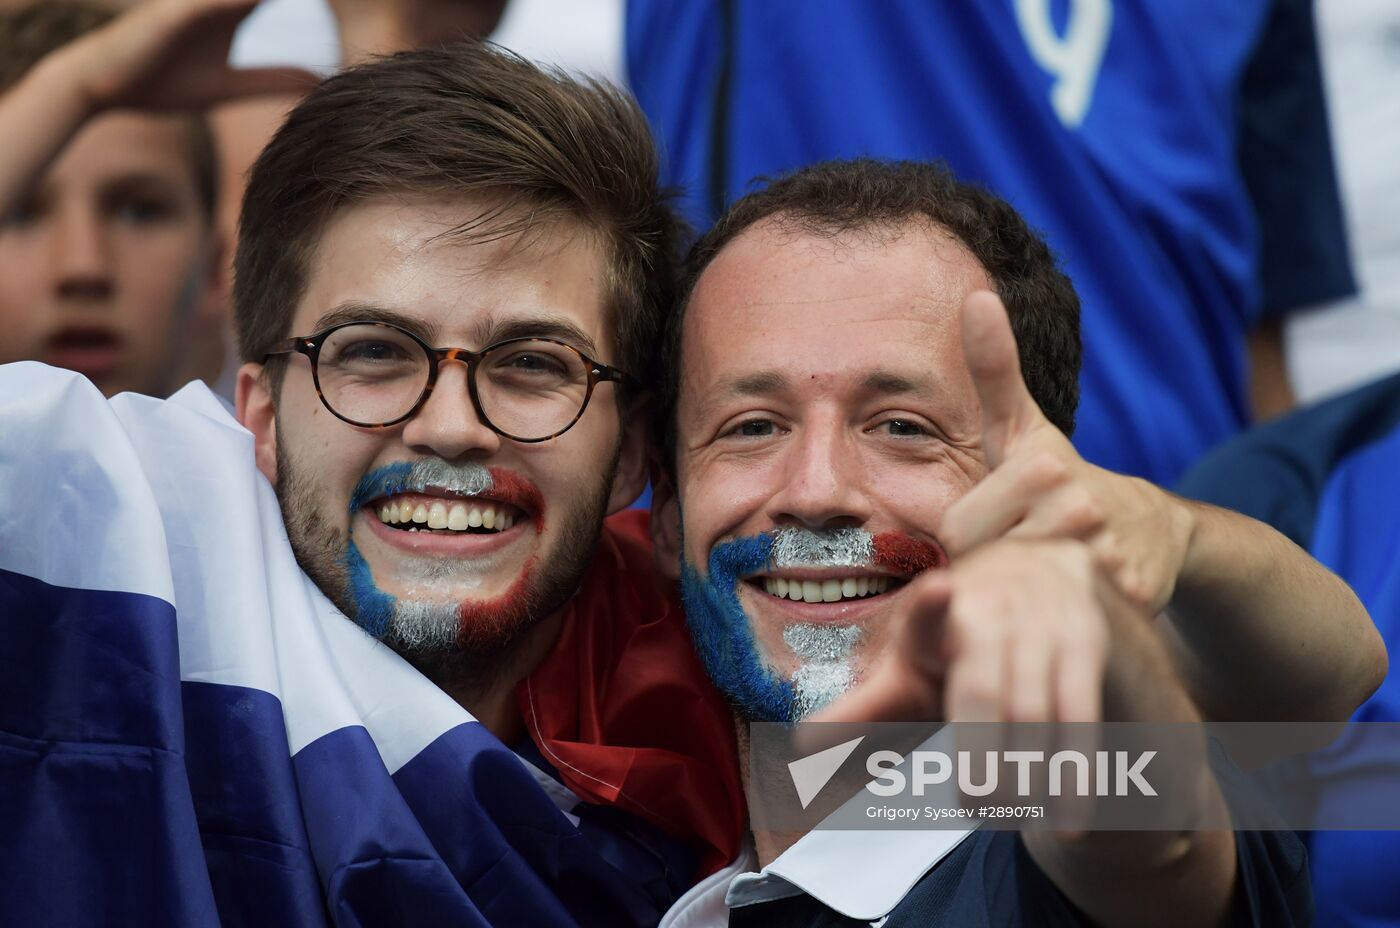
xmin=453 ymin=557 xmax=541 ymax=651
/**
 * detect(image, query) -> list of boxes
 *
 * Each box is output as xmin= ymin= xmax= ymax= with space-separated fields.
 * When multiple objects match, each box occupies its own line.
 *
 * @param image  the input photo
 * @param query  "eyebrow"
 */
xmin=695 ymin=370 xmax=791 ymax=418
xmin=860 ymin=370 xmax=938 ymax=399
xmin=308 ymin=303 xmax=602 ymax=360
xmin=471 ymin=316 xmax=601 ymax=361
xmin=311 ymin=302 xmax=430 ymax=339
xmin=99 ymin=172 xmax=183 ymax=195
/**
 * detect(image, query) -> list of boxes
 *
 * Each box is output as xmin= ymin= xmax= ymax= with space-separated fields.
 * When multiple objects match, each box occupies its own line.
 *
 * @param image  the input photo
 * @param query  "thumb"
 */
xmin=962 ymin=290 xmax=1045 ymax=468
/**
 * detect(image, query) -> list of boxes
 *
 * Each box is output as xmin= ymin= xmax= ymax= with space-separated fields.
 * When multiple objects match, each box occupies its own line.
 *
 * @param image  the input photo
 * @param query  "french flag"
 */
xmin=0 ymin=363 xmax=738 ymax=927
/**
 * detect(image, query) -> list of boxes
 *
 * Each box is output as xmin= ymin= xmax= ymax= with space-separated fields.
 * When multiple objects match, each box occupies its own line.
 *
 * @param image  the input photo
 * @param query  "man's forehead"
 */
xmin=293 ymin=194 xmax=611 ymax=347
xmin=681 ymin=217 xmax=990 ymax=393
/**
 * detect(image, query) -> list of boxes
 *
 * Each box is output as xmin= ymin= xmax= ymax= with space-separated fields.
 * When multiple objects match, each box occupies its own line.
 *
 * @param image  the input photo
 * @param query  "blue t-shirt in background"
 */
xmin=1179 ymin=372 xmax=1400 ymax=926
xmin=626 ymin=0 xmax=1354 ymax=485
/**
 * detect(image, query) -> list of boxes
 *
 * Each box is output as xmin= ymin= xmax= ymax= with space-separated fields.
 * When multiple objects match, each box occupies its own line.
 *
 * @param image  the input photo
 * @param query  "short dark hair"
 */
xmin=234 ymin=42 xmax=682 ymax=396
xmin=0 ymin=1 xmax=218 ymax=219
xmin=659 ymin=158 xmax=1081 ymax=465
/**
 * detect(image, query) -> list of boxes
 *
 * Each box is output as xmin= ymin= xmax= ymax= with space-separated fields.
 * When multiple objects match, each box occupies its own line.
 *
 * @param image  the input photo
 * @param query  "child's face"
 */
xmin=0 ymin=110 xmax=218 ymax=397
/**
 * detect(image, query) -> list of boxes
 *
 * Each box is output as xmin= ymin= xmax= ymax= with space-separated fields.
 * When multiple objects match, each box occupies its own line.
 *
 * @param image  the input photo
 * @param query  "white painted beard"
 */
xmin=783 ymin=623 xmax=862 ymax=719
xmin=385 ymin=599 xmax=462 ymax=651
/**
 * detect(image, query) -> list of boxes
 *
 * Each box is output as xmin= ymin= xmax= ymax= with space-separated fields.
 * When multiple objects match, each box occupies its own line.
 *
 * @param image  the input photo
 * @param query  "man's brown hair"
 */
xmin=659 ymin=158 xmax=1082 ymax=466
xmin=234 ymin=42 xmax=681 ymax=394
xmin=0 ymin=1 xmax=218 ymax=218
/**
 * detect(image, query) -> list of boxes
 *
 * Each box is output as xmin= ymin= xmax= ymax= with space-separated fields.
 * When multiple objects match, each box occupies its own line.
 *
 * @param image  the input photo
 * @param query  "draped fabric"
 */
xmin=0 ymin=363 xmax=742 ymax=927
xmin=521 ymin=510 xmax=746 ymax=879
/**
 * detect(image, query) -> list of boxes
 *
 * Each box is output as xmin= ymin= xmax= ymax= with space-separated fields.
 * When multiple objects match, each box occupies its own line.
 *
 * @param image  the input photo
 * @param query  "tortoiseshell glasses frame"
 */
xmin=262 ymin=320 xmax=634 ymax=443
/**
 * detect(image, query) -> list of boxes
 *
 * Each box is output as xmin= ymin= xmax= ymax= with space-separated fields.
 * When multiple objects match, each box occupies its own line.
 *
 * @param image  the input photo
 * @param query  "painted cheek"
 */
xmin=678 ymin=532 xmax=800 ymax=723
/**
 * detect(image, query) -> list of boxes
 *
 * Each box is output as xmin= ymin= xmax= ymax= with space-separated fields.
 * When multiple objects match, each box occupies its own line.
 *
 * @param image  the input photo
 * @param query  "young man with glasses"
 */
xmin=0 ymin=3 xmax=741 ymax=923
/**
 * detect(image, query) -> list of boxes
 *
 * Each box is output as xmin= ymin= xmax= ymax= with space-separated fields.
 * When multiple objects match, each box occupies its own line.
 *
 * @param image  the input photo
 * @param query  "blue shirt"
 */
xmin=626 ymin=0 xmax=1354 ymax=485
xmin=727 ymin=827 xmax=1310 ymax=927
xmin=1179 ymin=372 xmax=1400 ymax=926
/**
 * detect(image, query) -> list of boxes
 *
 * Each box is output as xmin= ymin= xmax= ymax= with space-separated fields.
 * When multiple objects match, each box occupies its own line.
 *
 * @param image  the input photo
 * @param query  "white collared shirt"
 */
xmin=662 ymin=822 xmax=977 ymax=926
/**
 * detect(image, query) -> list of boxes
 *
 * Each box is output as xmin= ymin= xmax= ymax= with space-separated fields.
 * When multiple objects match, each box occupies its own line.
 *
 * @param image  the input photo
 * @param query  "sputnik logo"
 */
xmin=788 ymin=736 xmax=866 ymax=809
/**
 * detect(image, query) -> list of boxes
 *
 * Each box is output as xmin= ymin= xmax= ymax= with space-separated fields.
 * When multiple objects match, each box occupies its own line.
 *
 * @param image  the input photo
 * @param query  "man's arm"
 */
xmin=326 ymin=0 xmax=507 ymax=66
xmin=939 ymin=292 xmax=1385 ymax=724
xmin=0 ymin=0 xmax=311 ymax=220
xmin=1163 ymin=499 xmax=1380 ymax=723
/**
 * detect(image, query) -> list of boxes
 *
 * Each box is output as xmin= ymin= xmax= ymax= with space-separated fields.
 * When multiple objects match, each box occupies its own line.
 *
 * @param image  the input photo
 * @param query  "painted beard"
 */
xmin=680 ymin=526 xmax=945 ymax=724
xmin=274 ymin=441 xmax=615 ymax=683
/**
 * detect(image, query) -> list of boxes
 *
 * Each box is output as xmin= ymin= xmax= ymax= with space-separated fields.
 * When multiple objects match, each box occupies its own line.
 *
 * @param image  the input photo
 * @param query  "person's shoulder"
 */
xmin=1178 ymin=371 xmax=1400 ymax=547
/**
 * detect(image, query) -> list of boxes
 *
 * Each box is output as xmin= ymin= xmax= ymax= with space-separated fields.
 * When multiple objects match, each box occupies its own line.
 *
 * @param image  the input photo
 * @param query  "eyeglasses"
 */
xmin=263 ymin=321 xmax=633 ymax=442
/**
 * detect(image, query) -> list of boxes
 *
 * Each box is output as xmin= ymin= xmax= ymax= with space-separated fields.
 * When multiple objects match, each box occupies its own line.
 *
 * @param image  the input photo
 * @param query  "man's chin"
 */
xmin=369 ymin=564 xmax=542 ymax=656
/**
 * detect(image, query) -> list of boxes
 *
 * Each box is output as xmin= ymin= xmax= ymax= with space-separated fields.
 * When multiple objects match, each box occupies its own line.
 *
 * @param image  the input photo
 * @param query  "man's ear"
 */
xmin=605 ymin=403 xmax=650 ymax=515
xmin=649 ymin=465 xmax=682 ymax=581
xmin=236 ymin=361 xmax=279 ymax=484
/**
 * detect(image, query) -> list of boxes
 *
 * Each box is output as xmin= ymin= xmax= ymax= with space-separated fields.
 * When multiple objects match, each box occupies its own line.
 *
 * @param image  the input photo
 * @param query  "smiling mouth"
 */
xmin=747 ymin=574 xmax=907 ymax=604
xmin=369 ymin=492 xmax=522 ymax=535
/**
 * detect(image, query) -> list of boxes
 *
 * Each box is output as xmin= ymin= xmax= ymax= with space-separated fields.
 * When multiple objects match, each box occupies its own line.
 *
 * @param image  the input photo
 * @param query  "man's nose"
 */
xmin=767 ymin=417 xmax=873 ymax=531
xmin=51 ymin=203 xmax=114 ymax=301
xmin=398 ymin=361 xmax=504 ymax=460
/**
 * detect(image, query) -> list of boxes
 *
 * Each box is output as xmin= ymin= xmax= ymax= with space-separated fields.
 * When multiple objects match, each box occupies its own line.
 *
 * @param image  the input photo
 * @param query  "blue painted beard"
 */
xmin=680 ymin=531 xmax=799 ymax=723
xmin=680 ymin=525 xmax=944 ymax=724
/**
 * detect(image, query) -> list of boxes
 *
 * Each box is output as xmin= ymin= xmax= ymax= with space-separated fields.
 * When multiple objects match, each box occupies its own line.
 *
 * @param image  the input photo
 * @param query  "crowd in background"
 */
xmin=2 ymin=0 xmax=1398 ymax=924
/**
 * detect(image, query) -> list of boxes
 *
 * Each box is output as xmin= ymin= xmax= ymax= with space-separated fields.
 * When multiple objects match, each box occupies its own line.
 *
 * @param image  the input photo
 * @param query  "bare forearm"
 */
xmin=1025 ymin=820 xmax=1236 ymax=928
xmin=0 ymin=51 xmax=93 ymax=219
xmin=1165 ymin=499 xmax=1385 ymax=722
xmin=1028 ymin=589 xmax=1238 ymax=928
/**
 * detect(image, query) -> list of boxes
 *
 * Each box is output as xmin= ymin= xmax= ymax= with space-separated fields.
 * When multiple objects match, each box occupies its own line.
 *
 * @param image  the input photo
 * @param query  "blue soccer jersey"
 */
xmin=626 ymin=0 xmax=1354 ymax=484
xmin=1180 ymin=373 xmax=1400 ymax=925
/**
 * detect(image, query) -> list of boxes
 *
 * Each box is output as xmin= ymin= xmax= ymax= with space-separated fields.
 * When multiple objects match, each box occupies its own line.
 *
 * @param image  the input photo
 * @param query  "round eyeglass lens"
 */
xmin=476 ymin=339 xmax=591 ymax=439
xmin=317 ymin=324 xmax=430 ymax=425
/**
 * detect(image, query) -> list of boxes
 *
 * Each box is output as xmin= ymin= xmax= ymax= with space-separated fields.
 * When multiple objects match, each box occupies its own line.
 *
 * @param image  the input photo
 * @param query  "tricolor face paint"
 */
xmin=256 ymin=197 xmax=634 ymax=670
xmin=665 ymin=220 xmax=991 ymax=721
xmin=681 ymin=526 xmax=945 ymax=723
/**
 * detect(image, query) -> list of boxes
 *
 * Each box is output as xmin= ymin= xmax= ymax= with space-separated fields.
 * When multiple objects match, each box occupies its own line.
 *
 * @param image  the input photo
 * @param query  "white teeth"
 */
xmin=379 ymin=495 xmax=519 ymax=533
xmin=759 ymin=575 xmax=896 ymax=602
